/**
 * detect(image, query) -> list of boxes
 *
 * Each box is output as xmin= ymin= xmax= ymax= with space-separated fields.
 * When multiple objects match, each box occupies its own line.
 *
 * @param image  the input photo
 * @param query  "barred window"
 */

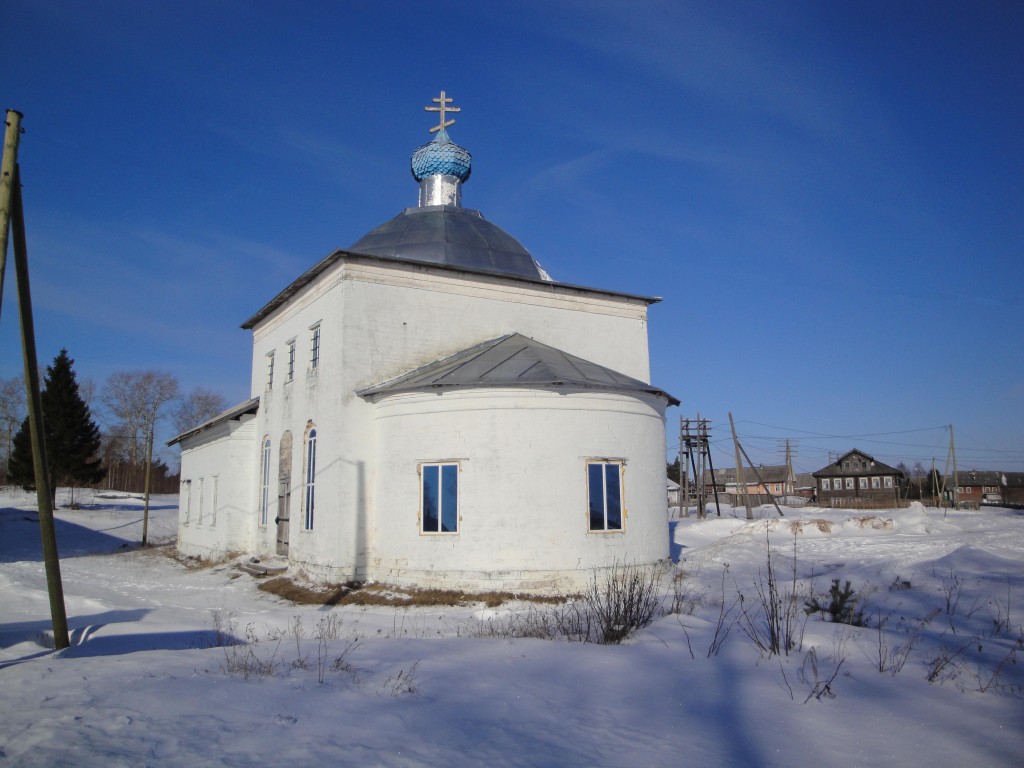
xmin=310 ymin=324 xmax=321 ymax=370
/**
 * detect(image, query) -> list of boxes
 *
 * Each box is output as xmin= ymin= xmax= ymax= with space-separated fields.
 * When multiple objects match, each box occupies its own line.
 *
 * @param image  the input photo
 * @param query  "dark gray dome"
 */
xmin=349 ymin=205 xmax=546 ymax=280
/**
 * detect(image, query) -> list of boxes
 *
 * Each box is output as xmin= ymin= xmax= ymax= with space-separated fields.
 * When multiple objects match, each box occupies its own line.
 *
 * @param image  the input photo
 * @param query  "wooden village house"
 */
xmin=950 ymin=470 xmax=1024 ymax=507
xmin=703 ymin=464 xmax=795 ymax=506
xmin=813 ymin=449 xmax=903 ymax=508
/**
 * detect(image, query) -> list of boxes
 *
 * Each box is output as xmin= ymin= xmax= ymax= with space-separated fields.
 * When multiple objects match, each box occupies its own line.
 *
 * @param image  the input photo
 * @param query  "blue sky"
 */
xmin=3 ymin=1 xmax=1022 ymax=473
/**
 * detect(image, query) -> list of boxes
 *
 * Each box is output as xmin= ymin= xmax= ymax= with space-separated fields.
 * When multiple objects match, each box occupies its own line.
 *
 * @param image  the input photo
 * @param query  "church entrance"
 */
xmin=276 ymin=431 xmax=293 ymax=556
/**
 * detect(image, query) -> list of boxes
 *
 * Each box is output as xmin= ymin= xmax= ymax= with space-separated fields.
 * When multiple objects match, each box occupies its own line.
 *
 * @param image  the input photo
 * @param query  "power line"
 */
xmin=735 ymin=420 xmax=949 ymax=439
xmin=735 ymin=433 xmax=952 ymax=451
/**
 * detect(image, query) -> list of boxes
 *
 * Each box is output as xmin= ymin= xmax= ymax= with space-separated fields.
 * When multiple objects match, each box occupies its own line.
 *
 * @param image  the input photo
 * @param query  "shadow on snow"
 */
xmin=0 ymin=507 xmax=154 ymax=563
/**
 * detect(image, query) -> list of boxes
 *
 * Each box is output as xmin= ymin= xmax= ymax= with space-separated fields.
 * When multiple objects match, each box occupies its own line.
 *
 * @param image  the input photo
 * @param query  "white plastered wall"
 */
xmin=365 ymin=388 xmax=670 ymax=592
xmin=242 ymin=256 xmax=660 ymax=584
xmin=176 ymin=416 xmax=258 ymax=559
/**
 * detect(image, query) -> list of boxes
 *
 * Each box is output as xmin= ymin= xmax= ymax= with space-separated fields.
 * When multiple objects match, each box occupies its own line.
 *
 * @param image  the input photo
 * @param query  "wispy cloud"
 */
xmin=542 ymin=1 xmax=867 ymax=144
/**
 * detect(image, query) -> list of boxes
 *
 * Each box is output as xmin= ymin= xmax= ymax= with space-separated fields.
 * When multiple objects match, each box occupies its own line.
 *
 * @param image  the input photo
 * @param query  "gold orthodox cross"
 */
xmin=425 ymin=90 xmax=460 ymax=133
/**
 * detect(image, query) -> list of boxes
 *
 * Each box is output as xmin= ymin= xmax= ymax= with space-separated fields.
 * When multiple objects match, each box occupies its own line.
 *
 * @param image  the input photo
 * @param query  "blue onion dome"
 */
xmin=410 ymin=129 xmax=472 ymax=183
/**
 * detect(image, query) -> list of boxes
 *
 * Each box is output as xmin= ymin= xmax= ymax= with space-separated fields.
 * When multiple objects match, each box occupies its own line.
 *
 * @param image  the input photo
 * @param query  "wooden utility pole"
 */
xmin=950 ymin=424 xmax=959 ymax=511
xmin=2 ymin=111 xmax=70 ymax=649
xmin=705 ymin=434 xmax=722 ymax=517
xmin=680 ymin=416 xmax=714 ymax=518
xmin=784 ymin=439 xmax=794 ymax=496
xmin=729 ymin=412 xmax=752 ymax=519
xmin=941 ymin=435 xmax=954 ymax=510
xmin=0 ymin=110 xmax=23 ymax=319
xmin=735 ymin=439 xmax=785 ymax=518
xmin=679 ymin=417 xmax=689 ymax=518
xmin=142 ymin=427 xmax=154 ymax=545
xmin=695 ymin=413 xmax=706 ymax=518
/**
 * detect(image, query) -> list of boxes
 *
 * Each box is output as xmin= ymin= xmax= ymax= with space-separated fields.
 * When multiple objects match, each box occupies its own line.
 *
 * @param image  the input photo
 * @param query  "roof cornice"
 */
xmin=167 ymin=397 xmax=260 ymax=447
xmin=241 ymin=249 xmax=661 ymax=330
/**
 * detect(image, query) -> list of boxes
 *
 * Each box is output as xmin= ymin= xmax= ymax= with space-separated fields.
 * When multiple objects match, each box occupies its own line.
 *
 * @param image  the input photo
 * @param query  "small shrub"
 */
xmin=583 ymin=563 xmax=662 ymax=644
xmin=737 ymin=532 xmax=805 ymax=656
xmin=221 ymin=622 xmax=282 ymax=679
xmin=927 ymin=641 xmax=970 ymax=685
xmin=472 ymin=608 xmax=560 ymax=640
xmin=468 ymin=563 xmax=661 ymax=644
xmin=799 ymin=645 xmax=846 ymax=702
xmin=209 ymin=608 xmax=239 ymax=648
xmin=668 ymin=571 xmax=706 ymax=616
xmin=383 ymin=661 xmax=420 ymax=696
xmin=805 ymin=579 xmax=865 ymax=626
xmin=888 ymin=577 xmax=912 ymax=592
xmin=874 ymin=607 xmax=938 ymax=676
xmin=707 ymin=565 xmax=739 ymax=658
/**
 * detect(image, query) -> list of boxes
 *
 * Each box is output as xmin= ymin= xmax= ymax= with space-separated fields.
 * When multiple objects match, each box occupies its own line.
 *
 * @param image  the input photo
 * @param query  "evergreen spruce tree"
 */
xmin=6 ymin=349 xmax=105 ymax=506
xmin=6 ymin=416 xmax=34 ymax=489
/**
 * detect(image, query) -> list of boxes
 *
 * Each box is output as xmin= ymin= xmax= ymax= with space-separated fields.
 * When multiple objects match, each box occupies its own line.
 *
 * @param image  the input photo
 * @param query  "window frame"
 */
xmin=304 ymin=428 xmax=317 ymax=530
xmin=210 ymin=476 xmax=219 ymax=527
xmin=420 ymin=461 xmax=459 ymax=534
xmin=309 ymin=323 xmax=321 ymax=371
xmin=859 ymin=477 xmax=869 ymax=490
xmin=260 ymin=437 xmax=271 ymax=526
xmin=884 ymin=476 xmax=894 ymax=489
xmin=821 ymin=478 xmax=830 ymax=491
xmin=182 ymin=479 xmax=192 ymax=524
xmin=286 ymin=339 xmax=297 ymax=383
xmin=587 ymin=460 xmax=625 ymax=532
xmin=198 ymin=477 xmax=205 ymax=524
xmin=845 ymin=477 xmax=855 ymax=490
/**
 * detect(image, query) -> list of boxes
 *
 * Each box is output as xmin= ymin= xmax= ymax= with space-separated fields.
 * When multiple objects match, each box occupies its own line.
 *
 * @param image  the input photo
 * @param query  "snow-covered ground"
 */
xmin=1 ymin=488 xmax=1022 ymax=767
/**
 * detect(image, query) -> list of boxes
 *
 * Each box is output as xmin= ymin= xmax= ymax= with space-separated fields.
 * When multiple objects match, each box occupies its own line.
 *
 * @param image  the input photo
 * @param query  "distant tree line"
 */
xmin=894 ymin=461 xmax=947 ymax=502
xmin=2 ymin=349 xmax=226 ymax=503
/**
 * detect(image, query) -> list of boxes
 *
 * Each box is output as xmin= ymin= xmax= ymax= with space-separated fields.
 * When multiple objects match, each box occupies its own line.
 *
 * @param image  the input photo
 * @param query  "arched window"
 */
xmin=260 ymin=437 xmax=271 ymax=526
xmin=304 ymin=428 xmax=317 ymax=530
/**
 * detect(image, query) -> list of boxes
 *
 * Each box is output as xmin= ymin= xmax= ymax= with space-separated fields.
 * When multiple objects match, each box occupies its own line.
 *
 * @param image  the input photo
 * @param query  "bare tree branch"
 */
xmin=100 ymin=371 xmax=179 ymax=465
xmin=171 ymin=387 xmax=228 ymax=435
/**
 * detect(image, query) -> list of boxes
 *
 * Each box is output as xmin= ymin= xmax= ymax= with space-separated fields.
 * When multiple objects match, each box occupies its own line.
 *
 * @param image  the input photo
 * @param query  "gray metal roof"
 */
xmin=794 ymin=472 xmax=817 ymax=489
xmin=357 ymin=332 xmax=680 ymax=405
xmin=348 ymin=205 xmax=546 ymax=280
xmin=812 ymin=449 xmax=902 ymax=478
xmin=704 ymin=465 xmax=793 ymax=485
xmin=950 ymin=470 xmax=1024 ymax=487
xmin=166 ymin=397 xmax=260 ymax=447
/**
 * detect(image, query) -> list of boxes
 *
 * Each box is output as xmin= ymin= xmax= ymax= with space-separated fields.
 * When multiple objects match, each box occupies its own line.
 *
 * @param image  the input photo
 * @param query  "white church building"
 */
xmin=171 ymin=93 xmax=678 ymax=592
